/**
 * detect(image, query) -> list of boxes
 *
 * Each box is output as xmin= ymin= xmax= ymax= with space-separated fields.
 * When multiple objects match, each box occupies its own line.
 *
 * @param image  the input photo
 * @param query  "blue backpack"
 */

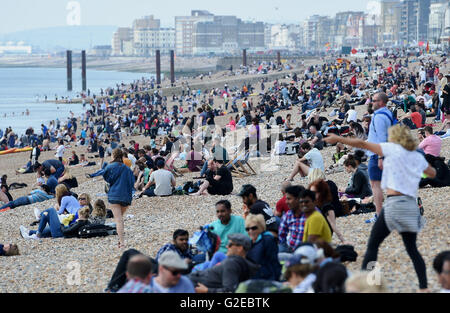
xmin=372 ymin=110 xmax=397 ymax=133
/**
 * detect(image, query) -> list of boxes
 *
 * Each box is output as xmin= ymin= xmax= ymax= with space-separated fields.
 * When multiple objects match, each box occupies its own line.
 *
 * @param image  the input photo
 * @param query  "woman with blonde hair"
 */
xmin=245 ymin=214 xmax=281 ymax=281
xmin=77 ymin=192 xmax=92 ymax=213
xmin=103 ymin=148 xmax=135 ymax=249
xmin=54 ymin=184 xmax=80 ymax=215
xmin=324 ymin=124 xmax=436 ymax=292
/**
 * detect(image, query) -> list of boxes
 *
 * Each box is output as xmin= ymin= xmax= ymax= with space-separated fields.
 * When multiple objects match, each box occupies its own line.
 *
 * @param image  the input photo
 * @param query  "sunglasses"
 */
xmin=79 ymin=198 xmax=86 ymax=201
xmin=245 ymin=226 xmax=258 ymax=232
xmin=227 ymin=242 xmax=241 ymax=248
xmin=163 ymin=266 xmax=182 ymax=276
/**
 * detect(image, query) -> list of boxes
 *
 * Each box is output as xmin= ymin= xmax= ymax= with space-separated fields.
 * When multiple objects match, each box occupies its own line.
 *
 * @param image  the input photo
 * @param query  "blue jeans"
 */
xmin=200 ymin=161 xmax=209 ymax=177
xmin=29 ymin=208 xmax=63 ymax=238
xmin=0 ymin=196 xmax=31 ymax=210
xmin=436 ymin=92 xmax=442 ymax=120
xmin=90 ymin=162 xmax=108 ymax=177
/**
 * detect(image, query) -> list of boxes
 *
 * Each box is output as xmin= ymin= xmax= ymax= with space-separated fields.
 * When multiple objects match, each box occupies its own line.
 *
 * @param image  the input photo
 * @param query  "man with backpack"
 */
xmin=366 ymin=92 xmax=393 ymax=224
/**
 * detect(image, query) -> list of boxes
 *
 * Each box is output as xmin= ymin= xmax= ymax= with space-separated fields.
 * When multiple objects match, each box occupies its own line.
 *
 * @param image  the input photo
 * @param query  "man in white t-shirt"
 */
xmin=286 ymin=142 xmax=324 ymax=181
xmin=140 ymin=159 xmax=175 ymax=197
xmin=346 ymin=105 xmax=358 ymax=124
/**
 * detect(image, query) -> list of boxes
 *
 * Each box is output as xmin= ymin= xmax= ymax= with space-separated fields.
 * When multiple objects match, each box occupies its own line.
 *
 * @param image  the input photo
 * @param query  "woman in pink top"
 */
xmin=418 ymin=126 xmax=442 ymax=157
xmin=226 ymin=116 xmax=236 ymax=131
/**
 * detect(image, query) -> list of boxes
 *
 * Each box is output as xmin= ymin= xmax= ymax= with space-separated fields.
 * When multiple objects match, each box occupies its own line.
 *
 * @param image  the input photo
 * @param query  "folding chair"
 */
xmin=226 ymin=152 xmax=257 ymax=178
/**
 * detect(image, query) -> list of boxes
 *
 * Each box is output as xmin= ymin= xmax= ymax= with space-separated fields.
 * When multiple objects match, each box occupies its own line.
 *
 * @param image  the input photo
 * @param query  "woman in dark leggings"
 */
xmin=325 ymin=125 xmax=436 ymax=292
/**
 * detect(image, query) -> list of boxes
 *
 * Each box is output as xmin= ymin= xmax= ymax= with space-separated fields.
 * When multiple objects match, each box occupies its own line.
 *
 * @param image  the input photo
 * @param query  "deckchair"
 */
xmin=226 ymin=152 xmax=257 ymax=178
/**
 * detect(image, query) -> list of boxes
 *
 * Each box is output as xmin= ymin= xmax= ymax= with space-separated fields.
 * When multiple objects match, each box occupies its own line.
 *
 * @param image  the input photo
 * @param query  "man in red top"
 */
xmin=399 ymin=106 xmax=422 ymax=129
xmin=275 ymin=181 xmax=291 ymax=217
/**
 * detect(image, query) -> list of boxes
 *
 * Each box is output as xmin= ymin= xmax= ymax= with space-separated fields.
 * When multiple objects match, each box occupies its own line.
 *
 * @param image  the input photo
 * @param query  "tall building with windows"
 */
xmin=130 ymin=16 xmax=175 ymax=56
xmin=192 ymin=16 xmax=264 ymax=55
xmin=429 ymin=0 xmax=449 ymax=44
xmin=380 ymin=0 xmax=401 ymax=46
xmin=175 ymin=10 xmax=214 ymax=56
xmin=399 ymin=0 xmax=431 ymax=45
xmin=112 ymin=27 xmax=133 ymax=56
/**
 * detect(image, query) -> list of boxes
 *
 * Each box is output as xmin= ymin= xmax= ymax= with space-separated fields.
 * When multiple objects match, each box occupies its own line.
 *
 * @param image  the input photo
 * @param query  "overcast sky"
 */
xmin=0 ymin=0 xmax=374 ymax=34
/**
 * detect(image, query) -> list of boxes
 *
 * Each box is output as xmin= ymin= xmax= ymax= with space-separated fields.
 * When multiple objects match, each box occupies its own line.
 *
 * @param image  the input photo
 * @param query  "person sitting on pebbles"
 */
xmin=190 ymin=159 xmax=233 ymax=196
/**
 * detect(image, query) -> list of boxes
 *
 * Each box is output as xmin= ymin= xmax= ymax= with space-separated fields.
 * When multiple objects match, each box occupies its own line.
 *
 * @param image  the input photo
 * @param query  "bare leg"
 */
xmin=110 ymin=204 xmax=126 ymax=248
xmin=287 ymin=160 xmax=301 ymax=181
xmin=0 ymin=191 xmax=9 ymax=203
xmin=191 ymin=180 xmax=210 ymax=196
xmin=297 ymin=162 xmax=310 ymax=177
xmin=370 ymin=180 xmax=383 ymax=215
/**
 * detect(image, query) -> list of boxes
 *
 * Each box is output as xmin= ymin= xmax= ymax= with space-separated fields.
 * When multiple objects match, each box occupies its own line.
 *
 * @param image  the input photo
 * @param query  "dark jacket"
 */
xmin=63 ymin=220 xmax=90 ymax=238
xmin=103 ymin=162 xmax=135 ymax=206
xmin=345 ymin=165 xmax=372 ymax=199
xmin=188 ymin=255 xmax=260 ymax=293
xmin=246 ymin=232 xmax=281 ymax=281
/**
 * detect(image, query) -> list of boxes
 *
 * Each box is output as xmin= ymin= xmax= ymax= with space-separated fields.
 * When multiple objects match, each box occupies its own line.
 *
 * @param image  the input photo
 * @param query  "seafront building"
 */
xmin=108 ymin=1 xmax=450 ymax=58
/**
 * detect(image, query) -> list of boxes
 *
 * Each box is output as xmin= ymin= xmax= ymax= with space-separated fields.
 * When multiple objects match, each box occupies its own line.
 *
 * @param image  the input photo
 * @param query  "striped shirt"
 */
xmin=117 ymin=279 xmax=153 ymax=293
xmin=278 ymin=210 xmax=306 ymax=250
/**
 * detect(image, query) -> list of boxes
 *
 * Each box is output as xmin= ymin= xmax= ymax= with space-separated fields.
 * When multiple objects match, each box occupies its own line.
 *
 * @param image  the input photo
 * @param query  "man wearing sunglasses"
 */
xmin=151 ymin=251 xmax=195 ymax=293
xmin=189 ymin=233 xmax=259 ymax=293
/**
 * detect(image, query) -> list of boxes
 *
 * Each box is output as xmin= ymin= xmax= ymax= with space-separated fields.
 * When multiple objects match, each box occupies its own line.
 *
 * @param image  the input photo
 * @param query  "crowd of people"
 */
xmin=1 ymin=48 xmax=450 ymax=294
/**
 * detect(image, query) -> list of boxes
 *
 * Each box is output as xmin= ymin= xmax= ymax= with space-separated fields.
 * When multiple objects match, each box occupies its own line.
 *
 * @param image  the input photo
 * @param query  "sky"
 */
xmin=0 ymin=0 xmax=374 ymax=34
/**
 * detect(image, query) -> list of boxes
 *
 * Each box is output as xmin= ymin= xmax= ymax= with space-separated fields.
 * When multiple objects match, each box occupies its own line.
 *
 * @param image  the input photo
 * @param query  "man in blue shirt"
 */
xmin=155 ymin=229 xmax=194 ymax=264
xmin=366 ymin=92 xmax=393 ymax=223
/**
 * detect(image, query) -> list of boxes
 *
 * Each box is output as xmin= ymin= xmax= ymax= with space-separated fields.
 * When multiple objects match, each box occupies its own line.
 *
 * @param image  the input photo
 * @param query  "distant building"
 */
xmin=380 ymin=0 xmax=402 ymax=46
xmin=192 ymin=15 xmax=264 ymax=55
xmin=132 ymin=15 xmax=175 ymax=56
xmin=175 ymin=10 xmax=214 ymax=56
xmin=429 ymin=1 xmax=448 ymax=44
xmin=91 ymin=45 xmax=112 ymax=57
xmin=112 ymin=27 xmax=133 ymax=56
xmin=267 ymin=24 xmax=303 ymax=50
xmin=399 ymin=0 xmax=431 ymax=45
xmin=0 ymin=42 xmax=32 ymax=55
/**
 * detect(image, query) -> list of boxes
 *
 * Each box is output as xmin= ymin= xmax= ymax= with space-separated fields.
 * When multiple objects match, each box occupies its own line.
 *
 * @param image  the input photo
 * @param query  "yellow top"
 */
xmin=303 ymin=210 xmax=332 ymax=243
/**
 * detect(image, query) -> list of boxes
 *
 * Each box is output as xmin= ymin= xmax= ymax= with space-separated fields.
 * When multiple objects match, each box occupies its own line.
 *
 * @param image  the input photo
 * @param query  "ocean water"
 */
xmin=0 ymin=67 xmax=155 ymax=136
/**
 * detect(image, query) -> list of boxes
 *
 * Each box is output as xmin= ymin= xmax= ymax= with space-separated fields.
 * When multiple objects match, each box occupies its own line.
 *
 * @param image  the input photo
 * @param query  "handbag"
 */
xmin=78 ymin=224 xmax=117 ymax=238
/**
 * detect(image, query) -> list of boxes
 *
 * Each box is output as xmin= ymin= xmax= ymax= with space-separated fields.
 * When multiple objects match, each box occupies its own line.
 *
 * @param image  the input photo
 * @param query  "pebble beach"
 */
xmin=0 ymin=62 xmax=449 ymax=293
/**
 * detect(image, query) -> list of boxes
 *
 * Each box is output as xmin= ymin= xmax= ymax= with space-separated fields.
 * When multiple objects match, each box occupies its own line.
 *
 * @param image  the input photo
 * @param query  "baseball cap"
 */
xmin=237 ymin=184 xmax=256 ymax=197
xmin=227 ymin=233 xmax=251 ymax=252
xmin=158 ymin=251 xmax=188 ymax=270
xmin=290 ymin=245 xmax=318 ymax=265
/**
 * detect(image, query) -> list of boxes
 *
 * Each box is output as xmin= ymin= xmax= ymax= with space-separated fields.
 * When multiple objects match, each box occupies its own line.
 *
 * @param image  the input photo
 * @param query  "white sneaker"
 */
xmin=20 ymin=225 xmax=30 ymax=239
xmin=28 ymin=234 xmax=40 ymax=240
xmin=34 ymin=207 xmax=41 ymax=221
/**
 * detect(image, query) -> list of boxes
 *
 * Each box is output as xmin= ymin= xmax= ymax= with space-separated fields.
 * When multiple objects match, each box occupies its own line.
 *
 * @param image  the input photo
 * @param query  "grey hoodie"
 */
xmin=188 ymin=255 xmax=260 ymax=293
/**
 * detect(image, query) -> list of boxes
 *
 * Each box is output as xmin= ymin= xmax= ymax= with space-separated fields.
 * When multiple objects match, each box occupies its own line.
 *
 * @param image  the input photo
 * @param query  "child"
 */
xmin=89 ymin=199 xmax=107 ymax=225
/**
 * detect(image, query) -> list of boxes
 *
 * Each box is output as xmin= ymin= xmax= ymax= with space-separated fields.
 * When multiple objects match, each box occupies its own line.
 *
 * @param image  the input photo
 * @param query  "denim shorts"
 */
xmin=109 ymin=200 xmax=130 ymax=207
xmin=368 ymin=155 xmax=382 ymax=181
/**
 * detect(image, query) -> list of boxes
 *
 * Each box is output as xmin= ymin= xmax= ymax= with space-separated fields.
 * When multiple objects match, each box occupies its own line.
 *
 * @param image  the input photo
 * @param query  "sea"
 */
xmin=0 ymin=67 xmax=155 ymax=136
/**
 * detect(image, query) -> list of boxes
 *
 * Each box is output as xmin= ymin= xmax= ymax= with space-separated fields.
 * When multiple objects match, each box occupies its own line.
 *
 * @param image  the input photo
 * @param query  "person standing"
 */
xmin=365 ymin=92 xmax=392 ymax=224
xmin=436 ymin=73 xmax=448 ymax=122
xmin=103 ymin=148 xmax=135 ymax=249
xmin=324 ymin=125 xmax=436 ymax=292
